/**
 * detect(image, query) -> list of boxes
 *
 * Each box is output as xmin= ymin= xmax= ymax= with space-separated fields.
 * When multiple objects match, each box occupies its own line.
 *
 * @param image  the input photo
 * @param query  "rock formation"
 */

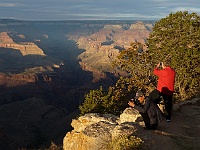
xmin=63 ymin=98 xmax=200 ymax=150
xmin=63 ymin=108 xmax=143 ymax=150
xmin=76 ymin=21 xmax=152 ymax=81
xmin=0 ymin=32 xmax=45 ymax=56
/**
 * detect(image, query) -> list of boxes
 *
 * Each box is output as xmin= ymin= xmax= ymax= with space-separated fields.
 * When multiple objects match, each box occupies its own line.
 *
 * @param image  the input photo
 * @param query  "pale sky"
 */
xmin=0 ymin=0 xmax=199 ymax=21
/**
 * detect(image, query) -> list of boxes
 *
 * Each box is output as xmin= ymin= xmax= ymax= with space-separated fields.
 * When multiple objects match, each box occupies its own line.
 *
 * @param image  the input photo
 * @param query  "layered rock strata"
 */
xmin=76 ymin=22 xmax=152 ymax=81
xmin=0 ymin=32 xmax=45 ymax=56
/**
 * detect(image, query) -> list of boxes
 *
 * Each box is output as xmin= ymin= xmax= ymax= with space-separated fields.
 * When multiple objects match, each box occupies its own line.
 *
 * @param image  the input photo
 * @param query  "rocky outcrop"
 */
xmin=0 ymin=32 xmax=45 ymax=56
xmin=63 ymin=108 xmax=142 ymax=150
xmin=63 ymin=98 xmax=200 ymax=150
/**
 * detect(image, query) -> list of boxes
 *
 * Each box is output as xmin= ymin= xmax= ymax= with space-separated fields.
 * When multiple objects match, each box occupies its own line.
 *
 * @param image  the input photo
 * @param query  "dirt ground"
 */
xmin=135 ymin=100 xmax=200 ymax=150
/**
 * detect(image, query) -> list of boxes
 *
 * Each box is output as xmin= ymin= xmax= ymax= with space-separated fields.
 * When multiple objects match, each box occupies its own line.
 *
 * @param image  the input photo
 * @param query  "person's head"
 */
xmin=135 ymin=90 xmax=145 ymax=104
xmin=163 ymin=59 xmax=171 ymax=67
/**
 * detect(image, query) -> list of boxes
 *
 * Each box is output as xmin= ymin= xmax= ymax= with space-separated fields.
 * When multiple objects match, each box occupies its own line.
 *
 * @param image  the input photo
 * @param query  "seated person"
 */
xmin=128 ymin=90 xmax=164 ymax=130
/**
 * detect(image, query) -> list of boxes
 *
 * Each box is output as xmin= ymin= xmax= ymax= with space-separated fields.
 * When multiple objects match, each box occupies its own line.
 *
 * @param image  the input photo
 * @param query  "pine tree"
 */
xmin=147 ymin=11 xmax=200 ymax=100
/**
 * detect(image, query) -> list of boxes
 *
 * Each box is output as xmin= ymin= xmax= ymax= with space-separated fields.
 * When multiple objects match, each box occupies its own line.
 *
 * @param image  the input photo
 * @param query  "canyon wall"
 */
xmin=76 ymin=21 xmax=152 ymax=81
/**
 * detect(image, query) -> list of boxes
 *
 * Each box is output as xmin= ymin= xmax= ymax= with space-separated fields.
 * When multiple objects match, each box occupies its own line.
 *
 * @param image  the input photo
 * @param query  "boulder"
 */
xmin=63 ymin=108 xmax=142 ymax=150
xmin=119 ymin=107 xmax=141 ymax=124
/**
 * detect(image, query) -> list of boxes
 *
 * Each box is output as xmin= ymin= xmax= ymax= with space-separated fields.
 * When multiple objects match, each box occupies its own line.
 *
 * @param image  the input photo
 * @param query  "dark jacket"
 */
xmin=134 ymin=96 xmax=164 ymax=125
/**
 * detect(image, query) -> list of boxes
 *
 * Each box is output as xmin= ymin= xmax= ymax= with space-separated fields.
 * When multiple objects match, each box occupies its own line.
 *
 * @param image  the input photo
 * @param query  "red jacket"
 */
xmin=153 ymin=66 xmax=176 ymax=96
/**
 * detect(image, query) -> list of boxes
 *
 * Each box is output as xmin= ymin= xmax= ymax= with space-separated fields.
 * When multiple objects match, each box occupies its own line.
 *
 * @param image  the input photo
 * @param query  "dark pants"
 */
xmin=160 ymin=94 xmax=173 ymax=120
xmin=140 ymin=112 xmax=158 ymax=130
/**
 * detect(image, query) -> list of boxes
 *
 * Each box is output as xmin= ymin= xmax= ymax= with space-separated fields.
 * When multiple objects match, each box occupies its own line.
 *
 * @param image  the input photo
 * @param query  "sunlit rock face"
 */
xmin=76 ymin=21 xmax=152 ymax=81
xmin=63 ymin=108 xmax=142 ymax=150
xmin=0 ymin=32 xmax=45 ymax=56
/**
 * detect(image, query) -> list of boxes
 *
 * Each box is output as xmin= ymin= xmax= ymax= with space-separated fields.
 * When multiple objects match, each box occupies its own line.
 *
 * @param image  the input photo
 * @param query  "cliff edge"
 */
xmin=63 ymin=97 xmax=200 ymax=150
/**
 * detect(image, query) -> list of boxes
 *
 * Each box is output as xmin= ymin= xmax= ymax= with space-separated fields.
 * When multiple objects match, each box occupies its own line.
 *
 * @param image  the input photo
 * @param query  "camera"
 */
xmin=160 ymin=62 xmax=162 ymax=65
xmin=130 ymin=98 xmax=140 ymax=105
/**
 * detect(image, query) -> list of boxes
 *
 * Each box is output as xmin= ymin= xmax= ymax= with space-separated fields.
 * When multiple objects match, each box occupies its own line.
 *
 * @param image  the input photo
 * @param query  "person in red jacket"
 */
xmin=153 ymin=61 xmax=176 ymax=122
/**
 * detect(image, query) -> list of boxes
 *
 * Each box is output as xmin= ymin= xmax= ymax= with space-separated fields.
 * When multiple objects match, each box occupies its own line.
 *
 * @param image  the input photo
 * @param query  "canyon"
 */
xmin=0 ymin=19 xmax=155 ymax=149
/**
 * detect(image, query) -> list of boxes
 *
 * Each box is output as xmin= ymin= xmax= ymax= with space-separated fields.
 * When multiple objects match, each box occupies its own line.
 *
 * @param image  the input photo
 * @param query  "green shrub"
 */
xmin=107 ymin=134 xmax=144 ymax=150
xmin=79 ymin=84 xmax=136 ymax=116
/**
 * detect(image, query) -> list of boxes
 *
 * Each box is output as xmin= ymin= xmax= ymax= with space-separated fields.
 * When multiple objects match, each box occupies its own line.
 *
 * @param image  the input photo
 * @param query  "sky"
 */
xmin=0 ymin=0 xmax=200 ymax=21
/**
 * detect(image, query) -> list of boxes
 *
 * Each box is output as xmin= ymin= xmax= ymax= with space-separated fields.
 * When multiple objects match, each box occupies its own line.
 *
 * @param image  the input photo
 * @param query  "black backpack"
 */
xmin=149 ymin=89 xmax=163 ymax=104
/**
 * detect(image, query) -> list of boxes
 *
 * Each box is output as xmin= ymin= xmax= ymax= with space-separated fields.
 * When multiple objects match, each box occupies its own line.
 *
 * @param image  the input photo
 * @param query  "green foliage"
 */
xmin=79 ymin=81 xmax=139 ymax=116
xmin=112 ymin=42 xmax=156 ymax=93
xmin=79 ymin=86 xmax=125 ymax=116
xmin=107 ymin=135 xmax=144 ymax=150
xmin=79 ymin=87 xmax=104 ymax=115
xmin=147 ymin=11 xmax=200 ymax=100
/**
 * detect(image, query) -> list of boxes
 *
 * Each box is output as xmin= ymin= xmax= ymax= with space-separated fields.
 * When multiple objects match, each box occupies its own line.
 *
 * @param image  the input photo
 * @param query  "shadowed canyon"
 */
xmin=0 ymin=19 xmax=155 ymax=149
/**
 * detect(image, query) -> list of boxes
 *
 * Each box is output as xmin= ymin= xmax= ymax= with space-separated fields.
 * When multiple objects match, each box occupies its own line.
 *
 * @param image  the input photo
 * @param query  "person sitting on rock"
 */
xmin=128 ymin=90 xmax=164 ymax=130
